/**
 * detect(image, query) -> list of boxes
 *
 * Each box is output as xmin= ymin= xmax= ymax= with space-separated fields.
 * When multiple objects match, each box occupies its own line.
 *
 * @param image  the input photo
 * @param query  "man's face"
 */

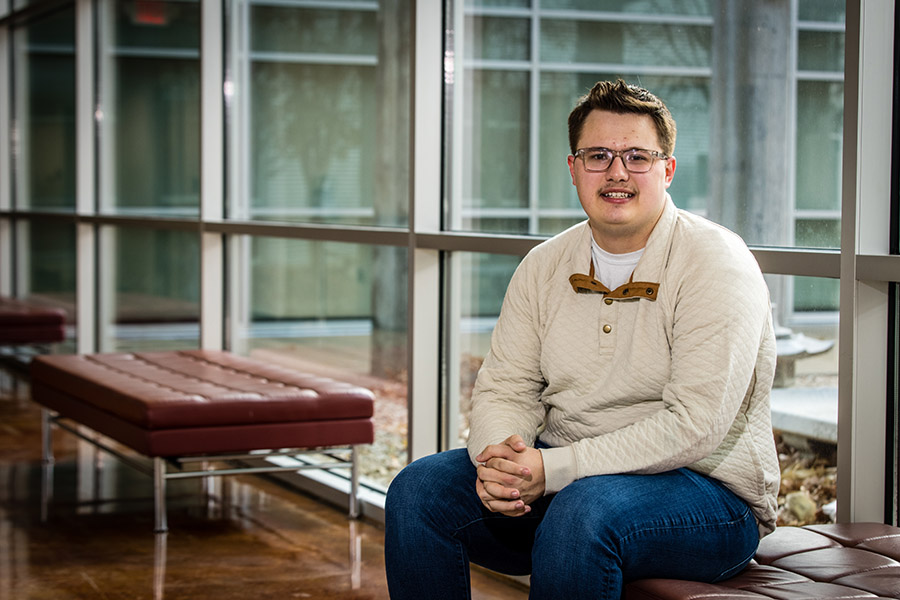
xmin=567 ymin=110 xmax=676 ymax=253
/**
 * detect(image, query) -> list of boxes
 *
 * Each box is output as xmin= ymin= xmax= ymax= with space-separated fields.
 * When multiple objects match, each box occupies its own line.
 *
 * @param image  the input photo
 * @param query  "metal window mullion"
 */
xmin=784 ymin=0 xmax=801 ymax=324
xmin=528 ymin=4 xmax=540 ymax=235
xmin=408 ymin=0 xmax=443 ymax=461
xmin=96 ymin=0 xmax=115 ymax=214
xmin=537 ymin=9 xmax=712 ymax=27
xmin=539 ymin=62 xmax=711 ymax=77
xmin=837 ymin=0 xmax=895 ymax=524
xmin=249 ymin=51 xmax=376 ymax=66
xmin=440 ymin=0 xmax=465 ymax=451
xmin=75 ymin=0 xmax=96 ymax=353
xmin=448 ymin=0 xmax=464 ymax=231
xmin=248 ymin=0 xmax=377 ymax=10
xmin=227 ymin=0 xmax=253 ymax=221
xmin=201 ymin=0 xmax=224 ymax=350
xmin=0 ymin=19 xmax=10 ymax=295
xmin=12 ymin=22 xmax=28 ymax=213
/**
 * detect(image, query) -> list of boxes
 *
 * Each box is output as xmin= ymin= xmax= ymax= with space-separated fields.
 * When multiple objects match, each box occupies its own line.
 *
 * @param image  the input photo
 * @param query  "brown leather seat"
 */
xmin=0 ymin=296 xmax=65 ymax=345
xmin=624 ymin=522 xmax=900 ymax=599
xmin=31 ymin=350 xmax=376 ymax=531
xmin=30 ymin=350 xmax=375 ymax=456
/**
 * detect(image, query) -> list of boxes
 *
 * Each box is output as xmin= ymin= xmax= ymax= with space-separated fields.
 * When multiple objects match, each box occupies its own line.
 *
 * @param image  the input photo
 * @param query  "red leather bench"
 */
xmin=30 ymin=350 xmax=375 ymax=532
xmin=625 ymin=522 xmax=900 ymax=599
xmin=0 ymin=296 xmax=65 ymax=345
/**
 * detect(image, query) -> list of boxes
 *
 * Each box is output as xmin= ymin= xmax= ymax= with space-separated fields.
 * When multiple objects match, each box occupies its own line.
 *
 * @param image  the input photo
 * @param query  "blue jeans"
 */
xmin=384 ymin=448 xmax=759 ymax=600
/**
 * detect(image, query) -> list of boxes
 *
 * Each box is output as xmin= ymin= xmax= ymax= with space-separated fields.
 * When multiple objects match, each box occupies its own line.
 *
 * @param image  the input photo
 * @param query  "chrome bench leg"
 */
xmin=153 ymin=531 xmax=167 ymax=600
xmin=41 ymin=410 xmax=54 ymax=522
xmin=154 ymin=458 xmax=168 ymax=533
xmin=41 ymin=409 xmax=54 ymax=465
xmin=349 ymin=445 xmax=360 ymax=518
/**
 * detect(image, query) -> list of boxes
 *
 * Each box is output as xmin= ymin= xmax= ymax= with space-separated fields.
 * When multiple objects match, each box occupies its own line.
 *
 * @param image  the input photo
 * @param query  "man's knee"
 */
xmin=386 ymin=448 xmax=476 ymax=517
xmin=532 ymin=476 xmax=636 ymax=559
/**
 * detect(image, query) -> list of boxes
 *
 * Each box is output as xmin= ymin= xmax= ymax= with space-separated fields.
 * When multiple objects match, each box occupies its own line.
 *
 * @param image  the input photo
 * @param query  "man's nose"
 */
xmin=606 ymin=155 xmax=630 ymax=178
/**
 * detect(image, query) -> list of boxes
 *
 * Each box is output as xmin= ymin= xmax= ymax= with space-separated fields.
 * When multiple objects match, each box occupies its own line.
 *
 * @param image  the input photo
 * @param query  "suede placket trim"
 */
xmin=568 ymin=262 xmax=659 ymax=300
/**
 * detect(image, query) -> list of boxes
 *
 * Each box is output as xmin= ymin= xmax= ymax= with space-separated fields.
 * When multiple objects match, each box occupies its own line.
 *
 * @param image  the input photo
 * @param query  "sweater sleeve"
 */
xmin=466 ymin=252 xmax=548 ymax=465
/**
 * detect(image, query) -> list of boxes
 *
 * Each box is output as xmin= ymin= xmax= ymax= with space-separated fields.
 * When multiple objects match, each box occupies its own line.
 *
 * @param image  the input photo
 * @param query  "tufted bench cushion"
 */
xmin=30 ymin=350 xmax=375 ymax=456
xmin=31 ymin=350 xmax=375 ymax=531
xmin=0 ymin=296 xmax=66 ymax=345
xmin=624 ymin=522 xmax=900 ymax=599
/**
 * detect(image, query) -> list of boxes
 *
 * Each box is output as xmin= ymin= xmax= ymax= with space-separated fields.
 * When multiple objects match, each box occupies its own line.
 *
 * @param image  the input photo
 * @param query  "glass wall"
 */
xmin=13 ymin=5 xmax=76 ymax=212
xmin=446 ymin=251 xmax=522 ymax=448
xmin=15 ymin=219 xmax=77 ymax=352
xmin=1 ymin=0 xmax=897 ymax=525
xmin=98 ymin=225 xmax=200 ymax=352
xmin=444 ymin=0 xmax=845 ymax=526
xmin=447 ymin=0 xmax=844 ymax=323
xmin=7 ymin=4 xmax=77 ymax=348
xmin=768 ymin=274 xmax=839 ymax=526
xmin=449 ymin=1 xmax=843 ymax=243
xmin=98 ymin=0 xmax=200 ymax=216
xmin=229 ymin=237 xmax=409 ymax=489
xmin=224 ymin=0 xmax=412 ymax=489
xmin=227 ymin=0 xmax=409 ymax=227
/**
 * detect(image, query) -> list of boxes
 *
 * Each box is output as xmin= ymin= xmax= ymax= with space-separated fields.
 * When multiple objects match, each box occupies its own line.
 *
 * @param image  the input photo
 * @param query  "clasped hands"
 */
xmin=475 ymin=435 xmax=545 ymax=517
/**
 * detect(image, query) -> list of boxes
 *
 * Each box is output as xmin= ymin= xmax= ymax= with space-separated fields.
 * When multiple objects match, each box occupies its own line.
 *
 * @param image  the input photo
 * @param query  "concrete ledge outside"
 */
xmin=770 ymin=386 xmax=837 ymax=444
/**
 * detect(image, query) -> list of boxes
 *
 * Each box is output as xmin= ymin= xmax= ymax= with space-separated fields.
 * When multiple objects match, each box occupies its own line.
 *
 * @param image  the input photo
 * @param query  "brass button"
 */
xmin=604 ymin=298 xmax=613 ymax=305
xmin=646 ymin=288 xmax=654 ymax=295
xmin=602 ymin=324 xmax=612 ymax=334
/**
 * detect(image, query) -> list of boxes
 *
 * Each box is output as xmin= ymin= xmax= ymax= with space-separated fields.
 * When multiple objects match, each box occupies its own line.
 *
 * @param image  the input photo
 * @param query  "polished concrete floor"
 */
xmin=0 ymin=363 xmax=528 ymax=600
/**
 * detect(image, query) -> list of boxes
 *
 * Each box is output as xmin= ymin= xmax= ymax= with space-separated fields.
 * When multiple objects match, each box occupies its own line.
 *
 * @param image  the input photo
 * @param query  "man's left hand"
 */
xmin=475 ymin=435 xmax=545 ymax=516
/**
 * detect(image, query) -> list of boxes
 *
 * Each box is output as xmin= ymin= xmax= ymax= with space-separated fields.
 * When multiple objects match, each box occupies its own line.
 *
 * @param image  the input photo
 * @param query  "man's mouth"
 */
xmin=600 ymin=190 xmax=635 ymax=201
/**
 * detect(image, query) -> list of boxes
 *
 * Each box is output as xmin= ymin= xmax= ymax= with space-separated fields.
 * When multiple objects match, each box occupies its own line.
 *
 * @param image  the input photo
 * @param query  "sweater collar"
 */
xmin=567 ymin=195 xmax=676 ymax=299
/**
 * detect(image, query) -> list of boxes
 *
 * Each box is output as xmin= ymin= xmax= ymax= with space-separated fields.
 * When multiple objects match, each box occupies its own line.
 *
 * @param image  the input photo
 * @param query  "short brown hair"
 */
xmin=567 ymin=79 xmax=676 ymax=156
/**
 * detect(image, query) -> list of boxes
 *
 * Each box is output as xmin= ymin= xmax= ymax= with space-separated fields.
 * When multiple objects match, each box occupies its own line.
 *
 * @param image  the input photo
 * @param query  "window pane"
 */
xmin=251 ymin=6 xmax=377 ymax=55
xmin=229 ymin=237 xmax=409 ymax=490
xmin=446 ymin=2 xmax=845 ymax=252
xmin=795 ymin=80 xmax=843 ymax=218
xmin=769 ymin=274 xmax=838 ymax=526
xmin=99 ymin=0 xmax=200 ymax=216
xmin=13 ymin=7 xmax=76 ymax=211
xmin=540 ymin=20 xmax=711 ymax=67
xmin=798 ymin=0 xmax=845 ymax=23
xmin=446 ymin=251 xmax=522 ymax=448
xmin=796 ymin=219 xmax=841 ymax=250
xmin=99 ymin=226 xmax=200 ymax=351
xmin=453 ymin=69 xmax=530 ymax=232
xmin=466 ymin=16 xmax=530 ymax=61
xmin=227 ymin=1 xmax=410 ymax=227
xmin=15 ymin=219 xmax=77 ymax=352
xmin=798 ymin=30 xmax=844 ymax=72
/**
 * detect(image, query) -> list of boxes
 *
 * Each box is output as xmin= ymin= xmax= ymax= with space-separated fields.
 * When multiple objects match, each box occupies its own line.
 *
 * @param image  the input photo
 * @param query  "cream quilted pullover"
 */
xmin=467 ymin=197 xmax=780 ymax=537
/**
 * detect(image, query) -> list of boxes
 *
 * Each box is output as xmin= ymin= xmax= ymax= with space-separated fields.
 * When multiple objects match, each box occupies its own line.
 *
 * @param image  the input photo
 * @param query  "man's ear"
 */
xmin=567 ymin=154 xmax=577 ymax=185
xmin=664 ymin=156 xmax=676 ymax=188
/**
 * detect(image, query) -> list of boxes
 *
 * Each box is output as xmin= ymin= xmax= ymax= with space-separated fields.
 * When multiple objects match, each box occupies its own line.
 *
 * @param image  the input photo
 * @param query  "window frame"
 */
xmin=0 ymin=0 xmax=897 ymax=524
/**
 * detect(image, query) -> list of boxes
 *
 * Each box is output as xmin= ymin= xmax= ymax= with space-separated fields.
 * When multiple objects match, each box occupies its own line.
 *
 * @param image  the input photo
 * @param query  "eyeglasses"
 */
xmin=573 ymin=147 xmax=669 ymax=173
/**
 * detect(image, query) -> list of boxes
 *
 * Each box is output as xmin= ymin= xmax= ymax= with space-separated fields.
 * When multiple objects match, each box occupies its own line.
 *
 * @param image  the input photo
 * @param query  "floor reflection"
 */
xmin=0 ymin=365 xmax=384 ymax=600
xmin=0 ymin=362 xmax=528 ymax=600
xmin=2 ymin=458 xmax=377 ymax=599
